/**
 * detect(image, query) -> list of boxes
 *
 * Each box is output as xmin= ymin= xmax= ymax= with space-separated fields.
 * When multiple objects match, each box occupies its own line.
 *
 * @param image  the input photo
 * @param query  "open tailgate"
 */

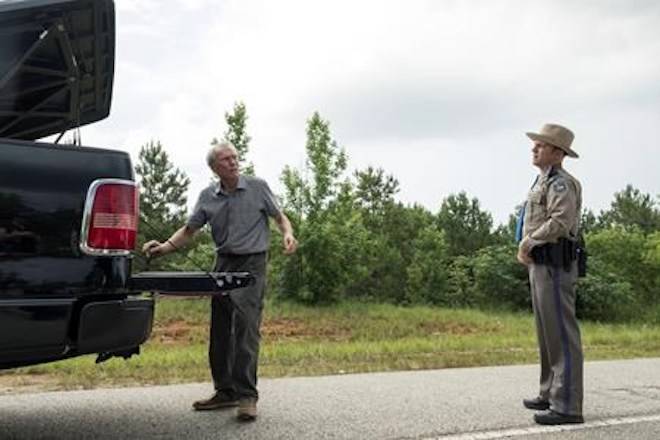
xmin=130 ymin=271 xmax=255 ymax=296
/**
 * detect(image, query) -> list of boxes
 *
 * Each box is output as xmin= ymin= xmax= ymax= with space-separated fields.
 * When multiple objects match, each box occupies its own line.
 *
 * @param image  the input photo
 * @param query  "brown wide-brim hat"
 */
xmin=526 ymin=123 xmax=579 ymax=158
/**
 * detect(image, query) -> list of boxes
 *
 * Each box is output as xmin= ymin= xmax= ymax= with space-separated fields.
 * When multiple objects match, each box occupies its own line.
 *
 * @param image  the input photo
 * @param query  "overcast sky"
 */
xmin=78 ymin=0 xmax=659 ymax=225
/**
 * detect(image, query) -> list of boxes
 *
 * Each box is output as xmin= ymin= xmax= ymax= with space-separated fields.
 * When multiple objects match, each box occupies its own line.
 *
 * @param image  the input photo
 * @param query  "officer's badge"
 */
xmin=553 ymin=181 xmax=567 ymax=193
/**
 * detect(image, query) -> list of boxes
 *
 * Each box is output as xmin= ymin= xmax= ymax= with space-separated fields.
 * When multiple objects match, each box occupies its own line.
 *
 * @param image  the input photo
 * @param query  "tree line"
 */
xmin=134 ymin=103 xmax=660 ymax=323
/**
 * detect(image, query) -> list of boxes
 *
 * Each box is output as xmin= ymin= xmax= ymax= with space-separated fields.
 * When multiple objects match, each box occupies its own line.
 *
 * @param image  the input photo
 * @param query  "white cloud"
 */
xmin=72 ymin=0 xmax=660 ymax=225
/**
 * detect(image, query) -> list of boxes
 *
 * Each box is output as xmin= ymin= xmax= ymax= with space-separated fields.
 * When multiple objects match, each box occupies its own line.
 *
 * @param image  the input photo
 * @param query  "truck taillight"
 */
xmin=80 ymin=179 xmax=139 ymax=256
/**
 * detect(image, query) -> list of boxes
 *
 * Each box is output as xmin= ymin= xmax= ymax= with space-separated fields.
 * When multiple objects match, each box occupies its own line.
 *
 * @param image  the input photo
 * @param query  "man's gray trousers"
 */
xmin=210 ymin=252 xmax=267 ymax=400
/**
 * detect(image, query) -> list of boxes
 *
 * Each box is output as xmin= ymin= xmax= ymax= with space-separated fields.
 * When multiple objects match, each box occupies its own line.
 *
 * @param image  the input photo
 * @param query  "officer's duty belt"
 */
xmin=530 ymin=238 xmax=578 ymax=271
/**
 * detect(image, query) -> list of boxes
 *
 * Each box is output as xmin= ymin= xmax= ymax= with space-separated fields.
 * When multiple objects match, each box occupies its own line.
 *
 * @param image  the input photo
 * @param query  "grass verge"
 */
xmin=2 ymin=298 xmax=660 ymax=393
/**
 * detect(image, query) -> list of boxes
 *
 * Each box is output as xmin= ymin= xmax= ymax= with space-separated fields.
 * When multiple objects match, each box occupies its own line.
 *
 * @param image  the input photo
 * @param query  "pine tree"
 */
xmin=598 ymin=185 xmax=660 ymax=233
xmin=134 ymin=140 xmax=190 ymax=269
xmin=436 ymin=192 xmax=494 ymax=257
xmin=282 ymin=111 xmax=348 ymax=220
xmin=276 ymin=112 xmax=368 ymax=303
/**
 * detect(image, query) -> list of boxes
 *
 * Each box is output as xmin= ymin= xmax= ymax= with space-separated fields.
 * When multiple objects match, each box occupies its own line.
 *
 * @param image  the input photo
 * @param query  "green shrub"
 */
xmin=445 ymin=245 xmax=529 ymax=310
xmin=404 ymin=226 xmax=450 ymax=305
xmin=446 ymin=255 xmax=479 ymax=307
xmin=586 ymin=227 xmax=651 ymax=302
xmin=470 ymin=244 xmax=529 ymax=311
xmin=642 ymin=231 xmax=660 ymax=305
xmin=576 ymin=258 xmax=637 ymax=322
xmin=274 ymin=210 xmax=372 ymax=304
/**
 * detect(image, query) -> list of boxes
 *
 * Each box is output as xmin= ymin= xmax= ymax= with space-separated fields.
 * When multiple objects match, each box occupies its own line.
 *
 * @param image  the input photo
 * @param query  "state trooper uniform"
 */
xmin=518 ymin=124 xmax=584 ymax=423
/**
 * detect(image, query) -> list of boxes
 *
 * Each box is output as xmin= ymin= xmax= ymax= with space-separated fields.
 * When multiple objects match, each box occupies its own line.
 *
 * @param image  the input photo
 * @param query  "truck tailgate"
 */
xmin=130 ymin=271 xmax=255 ymax=296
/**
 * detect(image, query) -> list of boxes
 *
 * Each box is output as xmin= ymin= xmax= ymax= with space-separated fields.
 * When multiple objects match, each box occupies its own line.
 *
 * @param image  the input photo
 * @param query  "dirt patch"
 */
xmin=151 ymin=320 xmax=195 ymax=344
xmin=262 ymin=317 xmax=352 ymax=342
xmin=152 ymin=317 xmax=352 ymax=344
xmin=418 ymin=321 xmax=503 ymax=336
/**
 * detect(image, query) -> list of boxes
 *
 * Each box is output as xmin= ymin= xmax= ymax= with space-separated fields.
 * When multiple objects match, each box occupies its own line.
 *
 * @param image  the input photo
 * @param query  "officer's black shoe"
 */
xmin=534 ymin=410 xmax=584 ymax=425
xmin=522 ymin=397 xmax=550 ymax=411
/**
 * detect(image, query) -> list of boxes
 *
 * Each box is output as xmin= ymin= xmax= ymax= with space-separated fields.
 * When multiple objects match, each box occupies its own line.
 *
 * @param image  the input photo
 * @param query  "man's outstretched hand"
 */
xmin=283 ymin=233 xmax=298 ymax=255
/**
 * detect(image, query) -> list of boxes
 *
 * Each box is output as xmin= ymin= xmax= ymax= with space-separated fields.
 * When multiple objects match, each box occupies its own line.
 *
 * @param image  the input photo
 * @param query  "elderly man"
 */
xmin=516 ymin=123 xmax=584 ymax=425
xmin=143 ymin=142 xmax=297 ymax=422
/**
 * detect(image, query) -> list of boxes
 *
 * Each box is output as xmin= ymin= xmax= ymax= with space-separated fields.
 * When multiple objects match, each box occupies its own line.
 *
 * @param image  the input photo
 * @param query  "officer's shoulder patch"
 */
xmin=552 ymin=179 xmax=567 ymax=193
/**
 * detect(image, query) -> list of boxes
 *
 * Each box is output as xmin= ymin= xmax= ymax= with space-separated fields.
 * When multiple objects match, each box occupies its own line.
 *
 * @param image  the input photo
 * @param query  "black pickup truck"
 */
xmin=0 ymin=0 xmax=250 ymax=370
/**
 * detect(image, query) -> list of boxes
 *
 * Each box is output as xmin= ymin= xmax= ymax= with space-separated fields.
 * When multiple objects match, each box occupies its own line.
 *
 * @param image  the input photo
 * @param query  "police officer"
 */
xmin=516 ymin=123 xmax=584 ymax=425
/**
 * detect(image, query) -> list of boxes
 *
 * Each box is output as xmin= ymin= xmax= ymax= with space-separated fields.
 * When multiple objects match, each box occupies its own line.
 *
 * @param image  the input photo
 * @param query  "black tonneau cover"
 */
xmin=0 ymin=0 xmax=115 ymax=140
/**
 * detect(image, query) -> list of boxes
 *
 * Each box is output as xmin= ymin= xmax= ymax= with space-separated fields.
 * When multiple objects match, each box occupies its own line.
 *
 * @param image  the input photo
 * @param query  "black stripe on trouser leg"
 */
xmin=551 ymin=267 xmax=572 ymax=412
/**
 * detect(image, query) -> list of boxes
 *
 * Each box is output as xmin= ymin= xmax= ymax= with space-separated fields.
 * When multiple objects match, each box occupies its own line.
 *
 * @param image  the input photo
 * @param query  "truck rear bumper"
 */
xmin=0 ymin=296 xmax=154 ymax=370
xmin=0 ymin=298 xmax=74 ymax=367
xmin=77 ymin=297 xmax=154 ymax=354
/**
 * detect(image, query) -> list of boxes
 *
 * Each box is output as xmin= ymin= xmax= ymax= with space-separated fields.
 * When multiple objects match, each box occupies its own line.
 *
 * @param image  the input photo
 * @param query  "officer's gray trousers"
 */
xmin=210 ymin=252 xmax=267 ymax=400
xmin=529 ymin=261 xmax=583 ymax=416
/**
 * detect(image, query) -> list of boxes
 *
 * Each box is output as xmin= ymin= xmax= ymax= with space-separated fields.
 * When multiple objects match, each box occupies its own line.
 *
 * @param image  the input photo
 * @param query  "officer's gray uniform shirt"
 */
xmin=521 ymin=166 xmax=582 ymax=253
xmin=187 ymin=175 xmax=281 ymax=254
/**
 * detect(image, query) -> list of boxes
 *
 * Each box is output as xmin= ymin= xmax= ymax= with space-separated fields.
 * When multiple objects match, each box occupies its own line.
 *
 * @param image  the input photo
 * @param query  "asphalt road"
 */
xmin=1 ymin=358 xmax=659 ymax=440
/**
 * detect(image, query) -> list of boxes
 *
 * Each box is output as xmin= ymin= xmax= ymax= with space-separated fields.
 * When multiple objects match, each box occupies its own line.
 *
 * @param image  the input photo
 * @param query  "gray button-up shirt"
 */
xmin=187 ymin=175 xmax=281 ymax=254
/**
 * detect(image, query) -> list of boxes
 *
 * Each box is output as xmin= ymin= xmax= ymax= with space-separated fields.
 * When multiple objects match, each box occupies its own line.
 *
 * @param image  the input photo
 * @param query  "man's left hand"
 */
xmin=282 ymin=233 xmax=298 ymax=255
xmin=517 ymin=248 xmax=533 ymax=266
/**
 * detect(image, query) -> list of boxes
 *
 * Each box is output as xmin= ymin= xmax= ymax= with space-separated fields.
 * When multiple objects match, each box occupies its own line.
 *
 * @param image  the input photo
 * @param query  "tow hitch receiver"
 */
xmin=96 ymin=347 xmax=140 ymax=364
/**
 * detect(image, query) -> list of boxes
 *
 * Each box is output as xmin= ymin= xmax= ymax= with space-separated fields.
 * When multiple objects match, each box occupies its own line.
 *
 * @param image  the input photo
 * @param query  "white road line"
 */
xmin=426 ymin=414 xmax=660 ymax=440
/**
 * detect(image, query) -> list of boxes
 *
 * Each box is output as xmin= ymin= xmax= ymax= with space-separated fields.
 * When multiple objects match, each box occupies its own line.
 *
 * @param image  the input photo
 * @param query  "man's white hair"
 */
xmin=206 ymin=141 xmax=237 ymax=169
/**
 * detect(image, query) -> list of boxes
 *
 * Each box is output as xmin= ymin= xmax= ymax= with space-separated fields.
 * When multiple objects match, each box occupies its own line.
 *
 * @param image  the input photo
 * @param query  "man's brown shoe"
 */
xmin=192 ymin=391 xmax=238 ymax=411
xmin=236 ymin=398 xmax=257 ymax=422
